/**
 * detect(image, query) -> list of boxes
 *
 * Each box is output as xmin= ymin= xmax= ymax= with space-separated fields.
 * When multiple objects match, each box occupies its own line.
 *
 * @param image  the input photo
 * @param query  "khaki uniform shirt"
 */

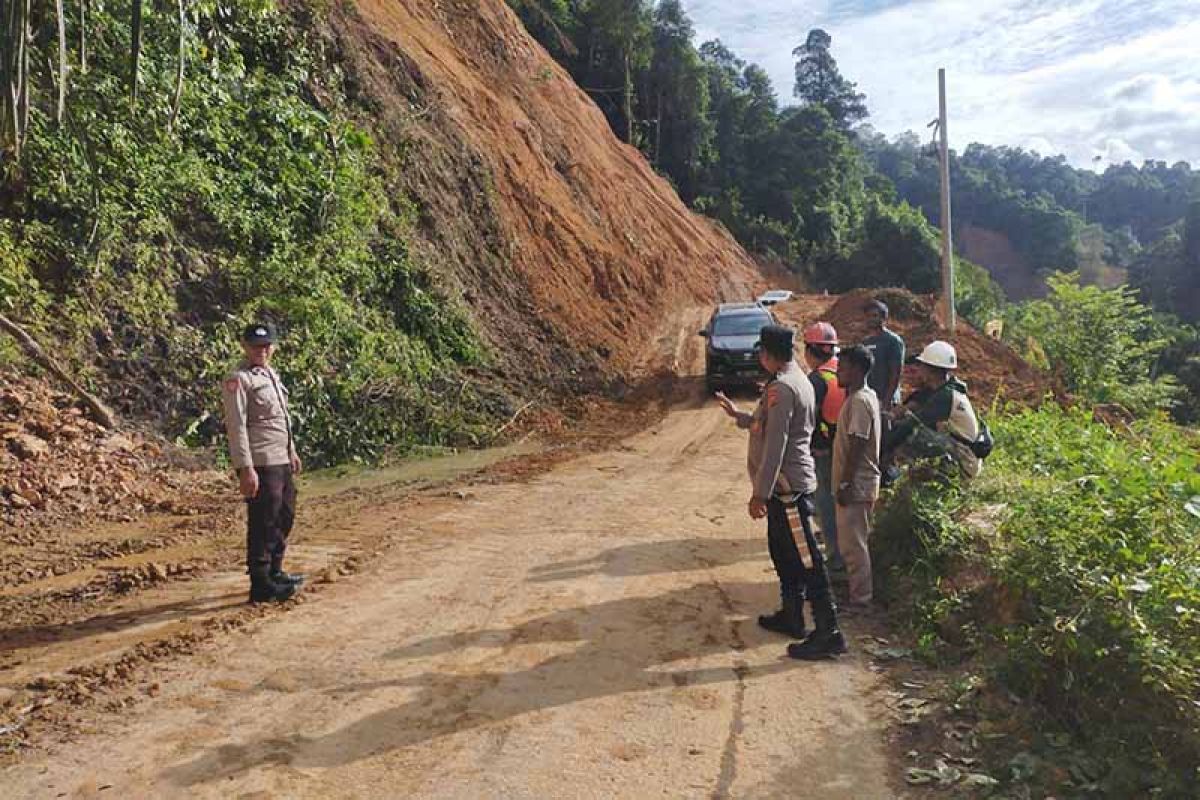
xmin=221 ymin=363 xmax=296 ymax=469
xmin=739 ymin=361 xmax=818 ymax=499
xmin=832 ymin=386 xmax=881 ymax=503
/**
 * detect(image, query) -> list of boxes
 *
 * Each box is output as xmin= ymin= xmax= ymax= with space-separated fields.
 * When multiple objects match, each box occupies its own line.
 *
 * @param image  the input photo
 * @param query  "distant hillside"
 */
xmin=860 ymin=133 xmax=1200 ymax=319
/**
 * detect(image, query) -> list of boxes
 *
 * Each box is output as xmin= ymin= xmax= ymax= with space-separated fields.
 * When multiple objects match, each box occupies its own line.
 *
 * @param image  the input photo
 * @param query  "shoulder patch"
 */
xmin=223 ymin=377 xmax=241 ymax=393
xmin=766 ymin=385 xmax=781 ymax=408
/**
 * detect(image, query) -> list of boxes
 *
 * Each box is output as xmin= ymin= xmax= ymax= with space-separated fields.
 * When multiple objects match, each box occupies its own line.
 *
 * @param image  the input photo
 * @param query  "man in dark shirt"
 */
xmin=862 ymin=300 xmax=905 ymax=411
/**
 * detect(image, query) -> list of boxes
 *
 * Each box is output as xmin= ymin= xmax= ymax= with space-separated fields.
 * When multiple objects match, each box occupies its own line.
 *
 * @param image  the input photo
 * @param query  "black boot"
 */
xmin=270 ymin=570 xmax=305 ymax=586
xmin=270 ymin=557 xmax=305 ymax=587
xmin=757 ymin=595 xmax=807 ymax=638
xmin=249 ymin=567 xmax=296 ymax=604
xmin=787 ymin=594 xmax=846 ymax=660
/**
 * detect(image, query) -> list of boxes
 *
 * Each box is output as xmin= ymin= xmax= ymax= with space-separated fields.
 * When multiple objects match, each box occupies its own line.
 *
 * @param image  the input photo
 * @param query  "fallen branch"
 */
xmin=0 ymin=312 xmax=117 ymax=429
xmin=494 ymin=400 xmax=536 ymax=438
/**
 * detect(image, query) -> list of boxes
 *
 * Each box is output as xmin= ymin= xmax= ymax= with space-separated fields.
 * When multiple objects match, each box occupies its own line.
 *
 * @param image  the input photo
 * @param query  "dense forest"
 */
xmin=507 ymin=0 xmax=1200 ymax=421
xmin=861 ymin=134 xmax=1200 ymax=319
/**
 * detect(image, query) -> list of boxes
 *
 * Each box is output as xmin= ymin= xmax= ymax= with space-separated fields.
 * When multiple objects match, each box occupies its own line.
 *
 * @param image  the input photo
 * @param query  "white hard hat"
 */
xmin=913 ymin=340 xmax=958 ymax=370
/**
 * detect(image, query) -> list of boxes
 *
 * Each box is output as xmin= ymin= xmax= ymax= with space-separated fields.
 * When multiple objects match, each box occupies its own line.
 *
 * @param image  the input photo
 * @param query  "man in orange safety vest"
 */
xmin=802 ymin=322 xmax=847 ymax=572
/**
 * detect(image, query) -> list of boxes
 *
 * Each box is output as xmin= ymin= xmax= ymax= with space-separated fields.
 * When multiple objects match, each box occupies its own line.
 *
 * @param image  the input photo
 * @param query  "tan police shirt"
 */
xmin=221 ymin=364 xmax=296 ymax=470
xmin=832 ymin=385 xmax=881 ymax=503
xmin=740 ymin=361 xmax=818 ymax=499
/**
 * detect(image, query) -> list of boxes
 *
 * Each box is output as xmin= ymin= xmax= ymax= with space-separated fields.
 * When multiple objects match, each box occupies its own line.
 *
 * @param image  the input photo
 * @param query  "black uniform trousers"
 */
xmin=246 ymin=464 xmax=296 ymax=572
xmin=766 ymin=493 xmax=833 ymax=603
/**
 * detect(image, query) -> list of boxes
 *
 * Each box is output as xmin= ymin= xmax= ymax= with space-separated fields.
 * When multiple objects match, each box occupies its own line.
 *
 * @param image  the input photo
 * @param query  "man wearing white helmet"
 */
xmin=886 ymin=340 xmax=984 ymax=479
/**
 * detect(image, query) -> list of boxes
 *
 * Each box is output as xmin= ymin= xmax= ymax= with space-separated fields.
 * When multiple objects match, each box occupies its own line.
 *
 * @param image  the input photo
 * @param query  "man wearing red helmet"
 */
xmin=802 ymin=322 xmax=847 ymax=573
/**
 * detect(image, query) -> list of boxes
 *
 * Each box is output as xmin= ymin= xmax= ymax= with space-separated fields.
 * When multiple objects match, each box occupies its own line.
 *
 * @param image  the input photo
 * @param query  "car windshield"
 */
xmin=713 ymin=314 xmax=769 ymax=337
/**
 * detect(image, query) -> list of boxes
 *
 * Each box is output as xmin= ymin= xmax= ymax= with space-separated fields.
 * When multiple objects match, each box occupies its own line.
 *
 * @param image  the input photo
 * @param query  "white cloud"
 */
xmin=681 ymin=0 xmax=1200 ymax=168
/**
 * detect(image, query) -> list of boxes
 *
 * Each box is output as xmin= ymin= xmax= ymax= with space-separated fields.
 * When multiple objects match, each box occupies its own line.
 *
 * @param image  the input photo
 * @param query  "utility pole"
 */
xmin=938 ymin=68 xmax=956 ymax=333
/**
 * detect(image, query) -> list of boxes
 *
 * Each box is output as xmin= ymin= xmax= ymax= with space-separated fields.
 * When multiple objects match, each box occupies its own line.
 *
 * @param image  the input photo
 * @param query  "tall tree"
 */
xmin=129 ymin=0 xmax=143 ymax=105
xmin=1 ymin=0 xmax=31 ymax=162
xmin=645 ymin=0 xmax=711 ymax=199
xmin=698 ymin=40 xmax=747 ymax=197
xmin=580 ymin=0 xmax=651 ymax=144
xmin=792 ymin=28 xmax=867 ymax=132
xmin=55 ymin=0 xmax=66 ymax=124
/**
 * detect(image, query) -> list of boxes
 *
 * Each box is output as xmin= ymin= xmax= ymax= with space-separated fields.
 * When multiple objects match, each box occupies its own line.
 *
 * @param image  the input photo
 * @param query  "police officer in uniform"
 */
xmin=221 ymin=323 xmax=304 ymax=603
xmin=717 ymin=325 xmax=846 ymax=659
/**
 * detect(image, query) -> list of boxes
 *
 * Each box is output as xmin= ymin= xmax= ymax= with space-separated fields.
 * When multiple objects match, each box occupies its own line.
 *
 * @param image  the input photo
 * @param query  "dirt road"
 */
xmin=3 ymin=309 xmax=906 ymax=799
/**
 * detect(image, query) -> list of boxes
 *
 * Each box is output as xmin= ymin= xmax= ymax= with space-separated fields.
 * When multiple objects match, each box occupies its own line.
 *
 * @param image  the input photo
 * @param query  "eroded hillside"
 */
xmin=325 ymin=0 xmax=760 ymax=381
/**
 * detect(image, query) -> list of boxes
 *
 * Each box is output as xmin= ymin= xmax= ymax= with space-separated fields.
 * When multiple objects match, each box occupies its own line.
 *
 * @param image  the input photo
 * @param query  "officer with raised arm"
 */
xmin=716 ymin=325 xmax=847 ymax=660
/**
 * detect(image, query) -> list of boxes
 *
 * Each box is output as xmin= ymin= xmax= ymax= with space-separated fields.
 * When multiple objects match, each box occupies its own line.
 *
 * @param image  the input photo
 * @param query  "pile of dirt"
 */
xmin=779 ymin=289 xmax=1053 ymax=407
xmin=326 ymin=0 xmax=761 ymax=385
xmin=0 ymin=373 xmax=224 ymax=531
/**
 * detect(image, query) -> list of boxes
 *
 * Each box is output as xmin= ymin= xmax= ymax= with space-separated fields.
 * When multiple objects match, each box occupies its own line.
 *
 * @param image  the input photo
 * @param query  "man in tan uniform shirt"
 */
xmin=832 ymin=345 xmax=882 ymax=608
xmin=717 ymin=325 xmax=846 ymax=660
xmin=221 ymin=323 xmax=303 ymax=603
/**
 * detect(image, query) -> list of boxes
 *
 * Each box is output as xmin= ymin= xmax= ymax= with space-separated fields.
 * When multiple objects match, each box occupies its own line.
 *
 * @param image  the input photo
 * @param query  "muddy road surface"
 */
xmin=3 ymin=306 xmax=907 ymax=799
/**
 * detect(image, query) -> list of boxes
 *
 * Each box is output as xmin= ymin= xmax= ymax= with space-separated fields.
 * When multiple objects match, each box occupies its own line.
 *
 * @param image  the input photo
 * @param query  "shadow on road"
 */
xmin=163 ymin=580 xmax=795 ymax=786
xmin=0 ymin=593 xmax=246 ymax=655
xmin=527 ymin=537 xmax=766 ymax=583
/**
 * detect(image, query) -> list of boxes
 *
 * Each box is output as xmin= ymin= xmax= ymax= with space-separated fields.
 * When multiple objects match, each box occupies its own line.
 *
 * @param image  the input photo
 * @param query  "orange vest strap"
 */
xmin=817 ymin=359 xmax=846 ymax=427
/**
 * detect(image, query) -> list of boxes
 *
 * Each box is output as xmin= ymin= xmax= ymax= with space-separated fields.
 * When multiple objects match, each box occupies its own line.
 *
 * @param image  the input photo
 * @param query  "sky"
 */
xmin=680 ymin=0 xmax=1200 ymax=169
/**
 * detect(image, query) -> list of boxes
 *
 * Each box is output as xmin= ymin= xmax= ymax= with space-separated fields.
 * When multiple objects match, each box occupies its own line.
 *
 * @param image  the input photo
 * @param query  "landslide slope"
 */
xmin=328 ymin=0 xmax=759 ymax=380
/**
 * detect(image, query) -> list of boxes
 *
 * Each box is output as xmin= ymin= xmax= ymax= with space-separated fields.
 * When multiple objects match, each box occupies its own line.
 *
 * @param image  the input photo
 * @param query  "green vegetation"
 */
xmin=876 ymin=408 xmax=1200 ymax=795
xmin=1003 ymin=272 xmax=1181 ymax=415
xmin=0 ymin=2 xmax=489 ymax=466
xmin=861 ymin=135 xmax=1200 ymax=324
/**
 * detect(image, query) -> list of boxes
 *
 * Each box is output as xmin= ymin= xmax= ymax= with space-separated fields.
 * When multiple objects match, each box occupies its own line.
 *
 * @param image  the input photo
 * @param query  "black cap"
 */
xmin=757 ymin=324 xmax=794 ymax=356
xmin=241 ymin=322 xmax=276 ymax=345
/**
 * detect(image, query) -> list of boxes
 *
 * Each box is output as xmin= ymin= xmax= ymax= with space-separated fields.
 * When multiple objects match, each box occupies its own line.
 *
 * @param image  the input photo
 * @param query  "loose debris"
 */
xmin=0 ymin=372 xmax=226 ymax=533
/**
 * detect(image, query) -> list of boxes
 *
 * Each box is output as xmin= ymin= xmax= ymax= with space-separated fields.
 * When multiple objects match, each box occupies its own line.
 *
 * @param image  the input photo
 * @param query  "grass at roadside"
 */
xmin=874 ymin=405 xmax=1200 ymax=797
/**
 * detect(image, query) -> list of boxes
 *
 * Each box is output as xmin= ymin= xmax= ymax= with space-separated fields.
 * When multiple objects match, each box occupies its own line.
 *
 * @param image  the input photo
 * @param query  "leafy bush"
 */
xmin=1004 ymin=272 xmax=1179 ymax=414
xmin=821 ymin=197 xmax=941 ymax=293
xmin=2 ymin=2 xmax=487 ymax=466
xmin=954 ymin=256 xmax=1006 ymax=328
xmin=876 ymin=406 xmax=1200 ymax=794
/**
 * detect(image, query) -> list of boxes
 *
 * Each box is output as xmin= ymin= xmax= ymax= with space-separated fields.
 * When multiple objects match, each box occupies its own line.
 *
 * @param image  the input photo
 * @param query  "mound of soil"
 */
xmin=780 ymin=289 xmax=1052 ymax=407
xmin=328 ymin=0 xmax=760 ymax=384
xmin=0 ymin=373 xmax=224 ymax=532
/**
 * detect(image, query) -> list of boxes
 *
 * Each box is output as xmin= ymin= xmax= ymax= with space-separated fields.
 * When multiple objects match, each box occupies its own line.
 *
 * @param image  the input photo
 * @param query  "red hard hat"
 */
xmin=803 ymin=322 xmax=839 ymax=346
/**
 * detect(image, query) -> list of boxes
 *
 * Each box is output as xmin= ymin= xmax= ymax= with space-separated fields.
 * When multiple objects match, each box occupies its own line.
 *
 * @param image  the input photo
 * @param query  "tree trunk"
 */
xmin=79 ymin=0 xmax=88 ymax=74
xmin=1 ymin=8 xmax=15 ymax=157
xmin=654 ymin=87 xmax=663 ymax=166
xmin=167 ymin=0 xmax=184 ymax=132
xmin=55 ymin=0 xmax=66 ymax=125
xmin=0 ymin=313 xmax=117 ymax=430
xmin=16 ymin=0 xmax=28 ymax=153
xmin=130 ymin=0 xmax=142 ymax=106
xmin=622 ymin=50 xmax=633 ymax=144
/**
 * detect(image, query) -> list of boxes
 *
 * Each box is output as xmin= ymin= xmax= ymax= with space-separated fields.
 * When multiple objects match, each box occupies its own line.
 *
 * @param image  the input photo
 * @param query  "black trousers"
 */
xmin=766 ymin=493 xmax=833 ymax=603
xmin=246 ymin=464 xmax=296 ymax=572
